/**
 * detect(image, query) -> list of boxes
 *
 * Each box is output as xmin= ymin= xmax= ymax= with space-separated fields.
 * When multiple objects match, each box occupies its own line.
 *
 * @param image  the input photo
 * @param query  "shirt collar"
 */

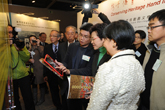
xmin=154 ymin=43 xmax=160 ymax=50
xmin=99 ymin=46 xmax=107 ymax=53
xmin=68 ymin=40 xmax=75 ymax=47
xmin=52 ymin=42 xmax=59 ymax=48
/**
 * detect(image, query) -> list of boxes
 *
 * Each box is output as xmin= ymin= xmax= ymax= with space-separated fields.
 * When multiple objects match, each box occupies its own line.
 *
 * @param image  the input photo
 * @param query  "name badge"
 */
xmin=135 ymin=51 xmax=141 ymax=57
xmin=82 ymin=55 xmax=90 ymax=62
xmin=152 ymin=59 xmax=162 ymax=71
xmin=31 ymin=51 xmax=35 ymax=56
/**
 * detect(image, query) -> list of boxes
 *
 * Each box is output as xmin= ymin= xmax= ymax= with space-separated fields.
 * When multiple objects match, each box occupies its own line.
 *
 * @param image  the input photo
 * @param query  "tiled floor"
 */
xmin=20 ymin=88 xmax=58 ymax=110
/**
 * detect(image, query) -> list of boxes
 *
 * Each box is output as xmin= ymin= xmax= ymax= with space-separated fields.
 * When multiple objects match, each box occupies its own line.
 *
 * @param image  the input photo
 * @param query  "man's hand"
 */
xmin=92 ymin=9 xmax=100 ymax=14
xmin=10 ymin=39 xmax=13 ymax=45
xmin=55 ymin=60 xmax=64 ymax=66
xmin=54 ymin=60 xmax=70 ymax=75
xmin=64 ymin=69 xmax=70 ymax=75
xmin=29 ymin=59 xmax=34 ymax=63
xmin=36 ymin=39 xmax=40 ymax=46
xmin=44 ymin=76 xmax=48 ymax=82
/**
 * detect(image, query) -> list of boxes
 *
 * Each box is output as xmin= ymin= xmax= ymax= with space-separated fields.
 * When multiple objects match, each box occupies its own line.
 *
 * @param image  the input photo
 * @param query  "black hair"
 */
xmin=90 ymin=23 xmax=107 ymax=40
xmin=60 ymin=31 xmax=63 ymax=33
xmin=39 ymin=32 xmax=46 ymax=37
xmin=80 ymin=23 xmax=93 ymax=32
xmin=29 ymin=35 xmax=37 ymax=40
xmin=149 ymin=9 xmax=165 ymax=25
xmin=103 ymin=20 xmax=135 ymax=50
xmin=8 ymin=24 xmax=18 ymax=39
xmin=135 ymin=30 xmax=146 ymax=39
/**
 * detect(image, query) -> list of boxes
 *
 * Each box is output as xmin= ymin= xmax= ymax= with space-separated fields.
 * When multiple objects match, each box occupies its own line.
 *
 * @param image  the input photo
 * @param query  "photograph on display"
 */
xmin=17 ymin=31 xmax=40 ymax=49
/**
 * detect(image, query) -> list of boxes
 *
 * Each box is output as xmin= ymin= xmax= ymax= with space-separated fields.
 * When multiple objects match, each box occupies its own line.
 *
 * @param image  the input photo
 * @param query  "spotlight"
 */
xmin=32 ymin=0 xmax=35 ymax=3
xmin=81 ymin=1 xmax=98 ymax=18
xmin=83 ymin=3 xmax=90 ymax=10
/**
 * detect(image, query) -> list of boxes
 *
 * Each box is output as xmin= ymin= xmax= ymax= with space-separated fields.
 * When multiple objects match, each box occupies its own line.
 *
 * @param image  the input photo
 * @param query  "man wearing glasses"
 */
xmin=43 ymin=30 xmax=62 ymax=110
xmin=55 ymin=23 xmax=94 ymax=110
xmin=140 ymin=9 xmax=165 ymax=110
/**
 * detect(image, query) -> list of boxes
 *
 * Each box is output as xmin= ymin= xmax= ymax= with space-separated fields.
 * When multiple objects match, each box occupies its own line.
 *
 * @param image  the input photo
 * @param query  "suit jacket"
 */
xmin=59 ymin=42 xmax=94 ymax=95
xmin=58 ymin=42 xmax=68 ymax=62
xmin=92 ymin=50 xmax=111 ymax=76
xmin=58 ymin=40 xmax=79 ymax=62
xmin=40 ymin=42 xmax=48 ymax=46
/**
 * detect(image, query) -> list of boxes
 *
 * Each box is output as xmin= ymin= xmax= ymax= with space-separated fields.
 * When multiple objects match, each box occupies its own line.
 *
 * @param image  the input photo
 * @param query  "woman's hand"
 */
xmin=85 ymin=83 xmax=94 ymax=99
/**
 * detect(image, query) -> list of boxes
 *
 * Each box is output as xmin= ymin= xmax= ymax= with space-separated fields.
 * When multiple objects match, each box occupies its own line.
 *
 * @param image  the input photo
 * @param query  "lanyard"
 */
xmin=111 ymin=54 xmax=135 ymax=60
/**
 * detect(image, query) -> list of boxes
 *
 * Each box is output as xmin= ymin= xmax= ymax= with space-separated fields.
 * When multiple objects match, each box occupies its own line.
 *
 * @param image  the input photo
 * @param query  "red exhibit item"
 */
xmin=44 ymin=54 xmax=64 ymax=77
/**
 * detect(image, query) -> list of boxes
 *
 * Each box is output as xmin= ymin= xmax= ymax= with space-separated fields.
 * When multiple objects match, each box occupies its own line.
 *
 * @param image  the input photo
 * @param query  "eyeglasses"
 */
xmin=91 ymin=37 xmax=99 ymax=41
xmin=79 ymin=34 xmax=90 ymax=39
xmin=135 ymin=37 xmax=141 ymax=39
xmin=8 ymin=31 xmax=12 ymax=34
xmin=147 ymin=24 xmax=165 ymax=30
xmin=49 ymin=35 xmax=58 ymax=37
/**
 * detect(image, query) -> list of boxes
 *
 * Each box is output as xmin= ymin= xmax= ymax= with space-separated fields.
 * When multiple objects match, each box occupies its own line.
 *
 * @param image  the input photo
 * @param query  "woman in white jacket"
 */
xmin=87 ymin=20 xmax=145 ymax=110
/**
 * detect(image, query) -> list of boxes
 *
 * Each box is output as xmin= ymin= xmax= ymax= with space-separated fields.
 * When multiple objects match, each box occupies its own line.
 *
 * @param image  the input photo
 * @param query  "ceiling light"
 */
xmin=32 ymin=0 xmax=35 ymax=3
xmin=52 ymin=19 xmax=61 ymax=22
xmin=39 ymin=17 xmax=49 ymax=19
xmin=22 ymin=13 xmax=34 ymax=16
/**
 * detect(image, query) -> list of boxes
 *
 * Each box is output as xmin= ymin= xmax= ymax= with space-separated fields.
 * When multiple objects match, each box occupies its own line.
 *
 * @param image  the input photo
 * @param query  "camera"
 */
xmin=13 ymin=38 xmax=25 ymax=49
xmin=12 ymin=27 xmax=25 ymax=49
xmin=32 ymin=40 xmax=37 ymax=43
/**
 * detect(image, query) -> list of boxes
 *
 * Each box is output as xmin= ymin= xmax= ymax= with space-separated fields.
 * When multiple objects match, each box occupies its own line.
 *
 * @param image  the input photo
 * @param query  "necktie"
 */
xmin=54 ymin=45 xmax=58 ymax=53
xmin=42 ymin=42 xmax=45 ymax=46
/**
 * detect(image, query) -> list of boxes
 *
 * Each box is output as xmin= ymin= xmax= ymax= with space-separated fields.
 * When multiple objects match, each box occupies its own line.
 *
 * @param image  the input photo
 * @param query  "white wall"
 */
xmin=77 ymin=0 xmax=165 ymax=43
xmin=11 ymin=12 xmax=59 ymax=43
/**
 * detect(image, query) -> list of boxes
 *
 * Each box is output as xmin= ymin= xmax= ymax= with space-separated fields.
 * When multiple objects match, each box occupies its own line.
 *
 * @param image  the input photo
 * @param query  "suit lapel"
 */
xmin=72 ymin=44 xmax=80 ymax=68
xmin=50 ymin=43 xmax=56 ymax=60
xmin=92 ymin=52 xmax=99 ymax=70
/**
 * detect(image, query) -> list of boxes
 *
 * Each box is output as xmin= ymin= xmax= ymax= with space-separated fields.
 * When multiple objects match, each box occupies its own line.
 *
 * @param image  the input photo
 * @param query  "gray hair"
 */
xmin=65 ymin=25 xmax=77 ymax=33
xmin=51 ymin=30 xmax=60 ymax=38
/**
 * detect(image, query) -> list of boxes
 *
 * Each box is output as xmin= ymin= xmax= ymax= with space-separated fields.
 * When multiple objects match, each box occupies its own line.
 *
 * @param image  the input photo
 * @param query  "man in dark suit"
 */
xmin=56 ymin=23 xmax=94 ymax=110
xmin=58 ymin=25 xmax=77 ymax=62
xmin=43 ymin=30 xmax=62 ymax=110
xmin=39 ymin=32 xmax=48 ymax=46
